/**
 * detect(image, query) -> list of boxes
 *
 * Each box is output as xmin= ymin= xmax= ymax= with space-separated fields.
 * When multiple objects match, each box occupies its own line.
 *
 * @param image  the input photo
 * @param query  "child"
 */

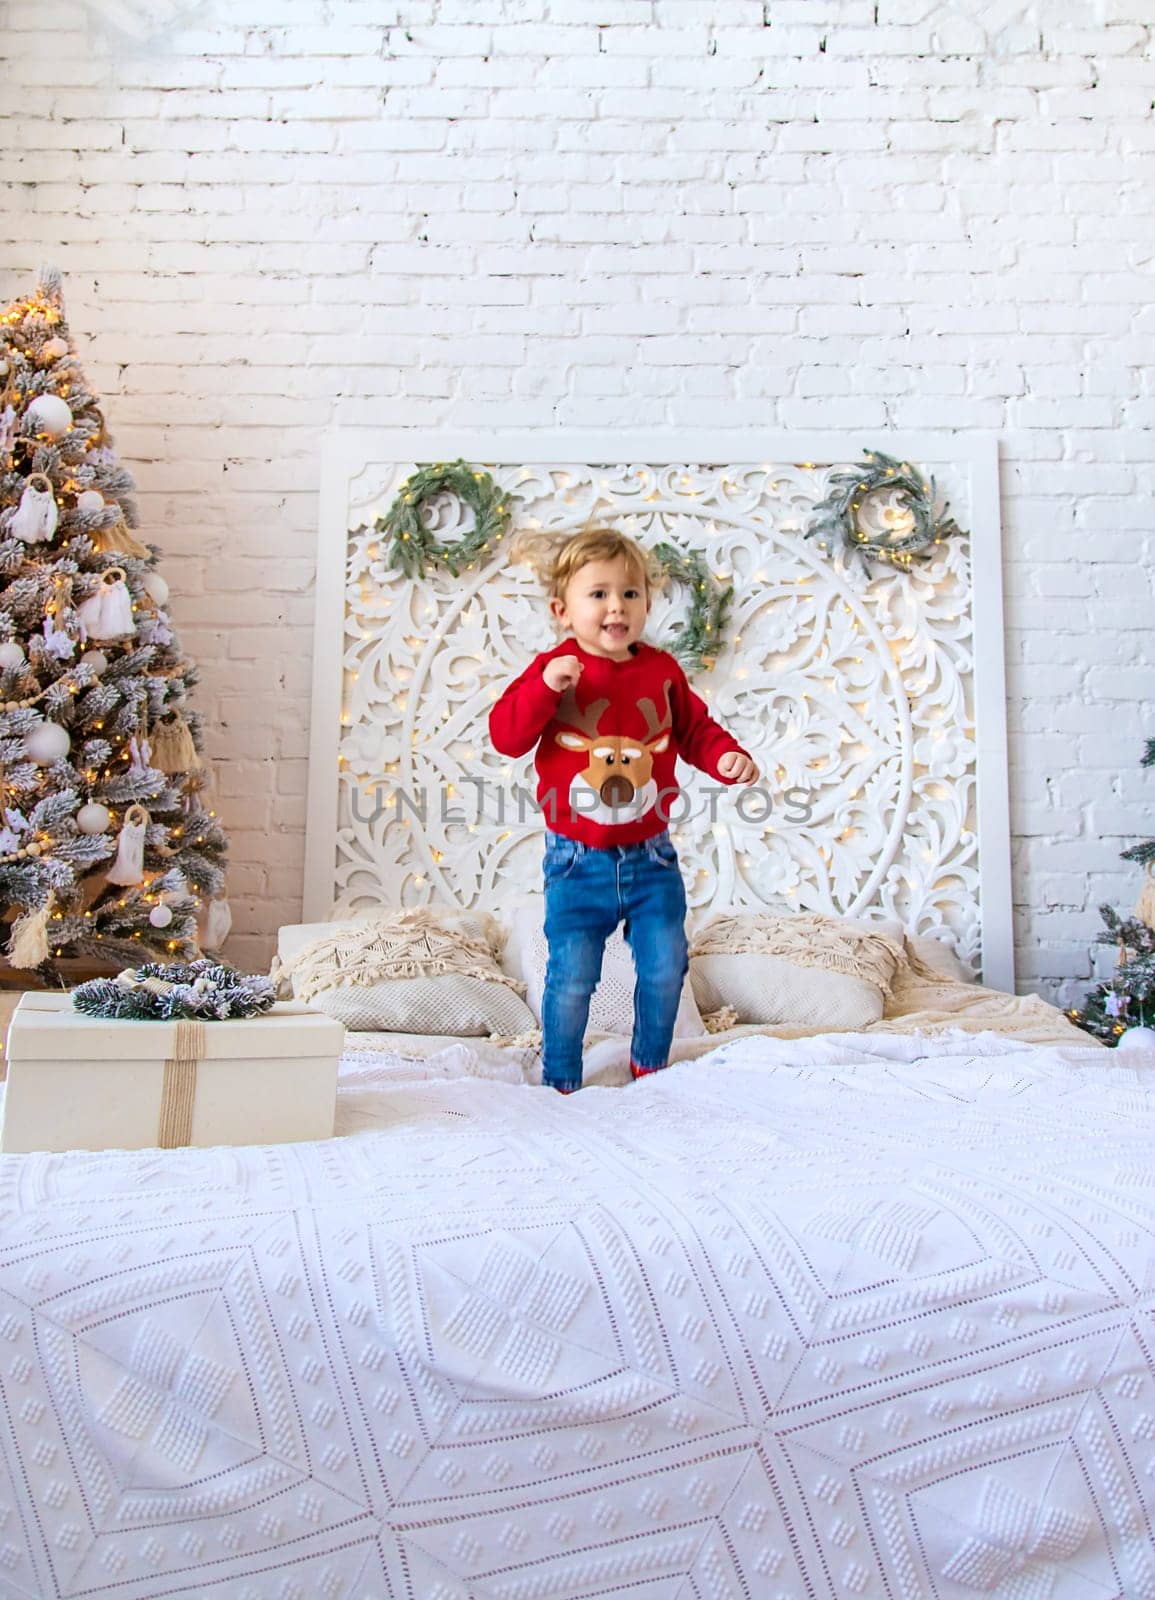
xmin=489 ymin=526 xmax=759 ymax=1092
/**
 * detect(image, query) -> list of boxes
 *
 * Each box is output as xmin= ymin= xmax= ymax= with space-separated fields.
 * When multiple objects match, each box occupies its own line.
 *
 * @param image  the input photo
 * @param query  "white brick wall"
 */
xmin=2 ymin=0 xmax=1152 ymax=1005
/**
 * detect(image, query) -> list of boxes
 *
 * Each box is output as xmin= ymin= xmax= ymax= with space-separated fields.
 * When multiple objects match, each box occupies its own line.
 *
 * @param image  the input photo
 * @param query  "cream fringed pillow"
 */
xmin=689 ymin=912 xmax=906 ymax=1031
xmin=276 ymin=909 xmax=538 ymax=1037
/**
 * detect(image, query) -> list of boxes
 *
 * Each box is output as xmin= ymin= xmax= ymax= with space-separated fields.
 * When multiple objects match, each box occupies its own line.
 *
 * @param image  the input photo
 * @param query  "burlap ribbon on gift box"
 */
xmin=157 ymin=1018 xmax=206 ymax=1148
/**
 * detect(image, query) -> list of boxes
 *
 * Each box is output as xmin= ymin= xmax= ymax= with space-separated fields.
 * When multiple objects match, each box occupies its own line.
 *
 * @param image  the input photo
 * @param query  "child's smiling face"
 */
xmin=550 ymin=554 xmax=649 ymax=661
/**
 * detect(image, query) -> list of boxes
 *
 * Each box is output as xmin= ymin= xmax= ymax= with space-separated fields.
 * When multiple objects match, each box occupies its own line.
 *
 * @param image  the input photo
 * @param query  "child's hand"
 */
xmin=718 ymin=750 xmax=760 ymax=784
xmin=543 ymin=654 xmax=583 ymax=693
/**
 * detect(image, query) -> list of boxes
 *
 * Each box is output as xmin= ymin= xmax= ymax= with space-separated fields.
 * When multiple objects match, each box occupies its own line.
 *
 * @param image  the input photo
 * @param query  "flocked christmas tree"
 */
xmin=1068 ymin=736 xmax=1155 ymax=1046
xmin=0 ymin=266 xmax=229 ymax=977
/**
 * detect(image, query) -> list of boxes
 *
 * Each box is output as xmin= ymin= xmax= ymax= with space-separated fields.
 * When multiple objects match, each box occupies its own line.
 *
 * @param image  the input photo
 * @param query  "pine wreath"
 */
xmin=73 ymin=959 xmax=275 ymax=1020
xmin=805 ymin=449 xmax=963 ymax=569
xmin=375 ymin=460 xmax=516 ymax=579
xmin=367 ymin=465 xmax=733 ymax=672
xmin=651 ymin=541 xmax=734 ymax=674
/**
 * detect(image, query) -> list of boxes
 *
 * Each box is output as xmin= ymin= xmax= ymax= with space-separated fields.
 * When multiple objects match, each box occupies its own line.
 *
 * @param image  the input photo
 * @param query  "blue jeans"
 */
xmin=541 ymin=830 xmax=689 ymax=1091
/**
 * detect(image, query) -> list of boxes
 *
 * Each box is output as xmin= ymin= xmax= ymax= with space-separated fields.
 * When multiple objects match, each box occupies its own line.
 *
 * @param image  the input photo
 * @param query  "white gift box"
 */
xmin=1 ymin=993 xmax=345 ymax=1153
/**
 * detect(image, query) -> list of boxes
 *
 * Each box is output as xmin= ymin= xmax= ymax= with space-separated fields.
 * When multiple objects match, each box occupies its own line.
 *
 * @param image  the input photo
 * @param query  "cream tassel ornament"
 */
xmin=90 ymin=516 xmax=150 ymax=559
xmin=150 ymin=709 xmax=201 ymax=773
xmin=8 ymin=895 xmax=52 ymax=969
xmin=1136 ymin=863 xmax=1155 ymax=932
xmin=107 ymin=803 xmax=149 ymax=887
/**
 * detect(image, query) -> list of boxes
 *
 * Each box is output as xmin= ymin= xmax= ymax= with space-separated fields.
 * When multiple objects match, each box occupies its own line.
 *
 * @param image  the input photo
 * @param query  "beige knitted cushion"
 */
xmin=277 ymin=908 xmax=537 ymax=1037
xmin=305 ymin=974 xmax=537 ymax=1037
xmin=689 ymin=911 xmax=906 ymax=1030
xmin=504 ymin=900 xmax=706 ymax=1040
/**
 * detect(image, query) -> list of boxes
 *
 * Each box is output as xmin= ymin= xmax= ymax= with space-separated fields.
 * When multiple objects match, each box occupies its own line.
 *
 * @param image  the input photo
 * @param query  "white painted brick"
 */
xmin=1036 ymin=874 xmax=1091 ymax=911
xmin=490 ymin=23 xmax=601 ymax=54
xmin=887 ymin=122 xmax=994 ymax=154
xmin=1049 ymin=24 xmax=1150 ymax=53
xmin=438 ymin=0 xmax=546 ymax=15
xmin=1077 ymin=496 xmax=1151 ymax=531
xmin=1001 ymin=120 xmax=1110 ymax=153
xmin=390 ymin=25 xmax=495 ymax=56
xmin=828 ymin=25 xmax=937 ymax=57
xmin=599 ymin=24 xmax=710 ymax=55
xmin=778 ymin=122 xmax=890 ymax=153
xmin=653 ymin=64 xmax=765 ymax=94
xmin=825 ymin=153 xmax=947 ymax=187
xmin=653 ymin=0 xmax=759 ymax=19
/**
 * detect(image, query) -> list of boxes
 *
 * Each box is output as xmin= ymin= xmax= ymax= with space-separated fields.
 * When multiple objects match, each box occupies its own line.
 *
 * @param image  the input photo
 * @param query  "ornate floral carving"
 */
xmin=333 ymin=460 xmax=981 ymax=969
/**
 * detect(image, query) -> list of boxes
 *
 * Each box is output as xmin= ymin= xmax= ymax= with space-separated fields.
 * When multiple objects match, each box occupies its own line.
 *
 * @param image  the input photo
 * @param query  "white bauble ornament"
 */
xmin=1116 ymin=1026 xmax=1155 ymax=1059
xmin=79 ymin=648 xmax=107 ymax=675
xmin=149 ymin=902 xmax=174 ymax=929
xmin=40 ymin=337 xmax=68 ymax=363
xmin=24 ymin=721 xmax=70 ymax=765
xmin=143 ymin=572 xmax=169 ymax=606
xmin=76 ymin=802 xmax=111 ymax=835
xmin=10 ymin=473 xmax=58 ymax=543
xmin=0 ymin=641 xmax=25 ymax=671
xmin=24 ymin=394 xmax=72 ymax=439
xmin=76 ymin=489 xmax=104 ymax=513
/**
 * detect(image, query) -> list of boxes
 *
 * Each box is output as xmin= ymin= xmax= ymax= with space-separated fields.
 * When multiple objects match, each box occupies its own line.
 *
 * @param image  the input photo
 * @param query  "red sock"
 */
xmin=629 ymin=1060 xmax=665 ymax=1081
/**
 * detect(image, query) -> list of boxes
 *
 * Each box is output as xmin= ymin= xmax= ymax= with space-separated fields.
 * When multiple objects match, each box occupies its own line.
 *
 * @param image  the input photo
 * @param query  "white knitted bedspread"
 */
xmin=0 ymin=1026 xmax=1151 ymax=1599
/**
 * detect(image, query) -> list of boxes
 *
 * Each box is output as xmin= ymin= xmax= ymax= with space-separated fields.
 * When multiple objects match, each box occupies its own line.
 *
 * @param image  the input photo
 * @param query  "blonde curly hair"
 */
xmin=508 ymin=522 xmax=666 ymax=603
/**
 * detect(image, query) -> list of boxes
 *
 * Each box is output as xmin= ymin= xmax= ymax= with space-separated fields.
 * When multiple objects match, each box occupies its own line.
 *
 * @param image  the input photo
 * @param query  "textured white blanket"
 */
xmin=0 ymin=1026 xmax=1150 ymax=1598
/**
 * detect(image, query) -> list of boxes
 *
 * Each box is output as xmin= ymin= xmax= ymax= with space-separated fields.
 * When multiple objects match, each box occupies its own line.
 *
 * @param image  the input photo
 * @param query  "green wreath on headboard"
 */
xmin=365 ymin=459 xmax=734 ymax=674
xmin=805 ymin=449 xmax=964 ymax=568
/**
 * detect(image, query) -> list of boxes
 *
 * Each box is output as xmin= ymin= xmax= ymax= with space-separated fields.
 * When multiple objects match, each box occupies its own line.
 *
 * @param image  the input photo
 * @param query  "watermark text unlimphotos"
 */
xmin=350 ymin=780 xmax=814 ymax=829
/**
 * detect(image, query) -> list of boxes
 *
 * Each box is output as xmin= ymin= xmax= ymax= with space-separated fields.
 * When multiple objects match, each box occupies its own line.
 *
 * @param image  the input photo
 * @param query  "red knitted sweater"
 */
xmin=488 ymin=639 xmax=751 ymax=847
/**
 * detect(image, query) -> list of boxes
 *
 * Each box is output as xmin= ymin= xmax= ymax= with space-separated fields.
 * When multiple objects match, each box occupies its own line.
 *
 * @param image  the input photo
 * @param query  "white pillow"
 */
xmin=504 ymin=898 xmax=706 ymax=1040
xmin=691 ymin=954 xmax=883 ymax=1031
xmin=688 ymin=911 xmax=905 ymax=1032
xmin=906 ymin=932 xmax=976 ymax=984
xmin=275 ymin=912 xmax=537 ymax=1037
xmin=302 ymin=975 xmax=536 ymax=1037
xmin=277 ymin=921 xmax=343 ymax=966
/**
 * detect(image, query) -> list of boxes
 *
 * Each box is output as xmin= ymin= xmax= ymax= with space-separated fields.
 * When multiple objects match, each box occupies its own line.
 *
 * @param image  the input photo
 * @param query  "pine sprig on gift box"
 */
xmin=73 ymin=961 xmax=275 ymax=1021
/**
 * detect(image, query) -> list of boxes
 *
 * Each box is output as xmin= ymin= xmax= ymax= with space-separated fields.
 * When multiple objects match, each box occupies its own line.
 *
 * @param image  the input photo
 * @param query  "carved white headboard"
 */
xmin=305 ymin=431 xmax=1010 ymax=989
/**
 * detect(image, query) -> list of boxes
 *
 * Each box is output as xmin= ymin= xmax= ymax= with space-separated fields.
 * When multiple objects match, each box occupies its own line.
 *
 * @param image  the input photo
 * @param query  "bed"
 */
xmin=1 ymin=1023 xmax=1151 ymax=1598
xmin=272 ymin=912 xmax=1094 ymax=1093
xmin=1 ymin=435 xmax=1148 ymax=1598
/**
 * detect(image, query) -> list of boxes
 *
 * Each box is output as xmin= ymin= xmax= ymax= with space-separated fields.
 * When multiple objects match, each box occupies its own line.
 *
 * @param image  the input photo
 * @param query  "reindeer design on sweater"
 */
xmin=554 ymin=681 xmax=673 ymax=827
